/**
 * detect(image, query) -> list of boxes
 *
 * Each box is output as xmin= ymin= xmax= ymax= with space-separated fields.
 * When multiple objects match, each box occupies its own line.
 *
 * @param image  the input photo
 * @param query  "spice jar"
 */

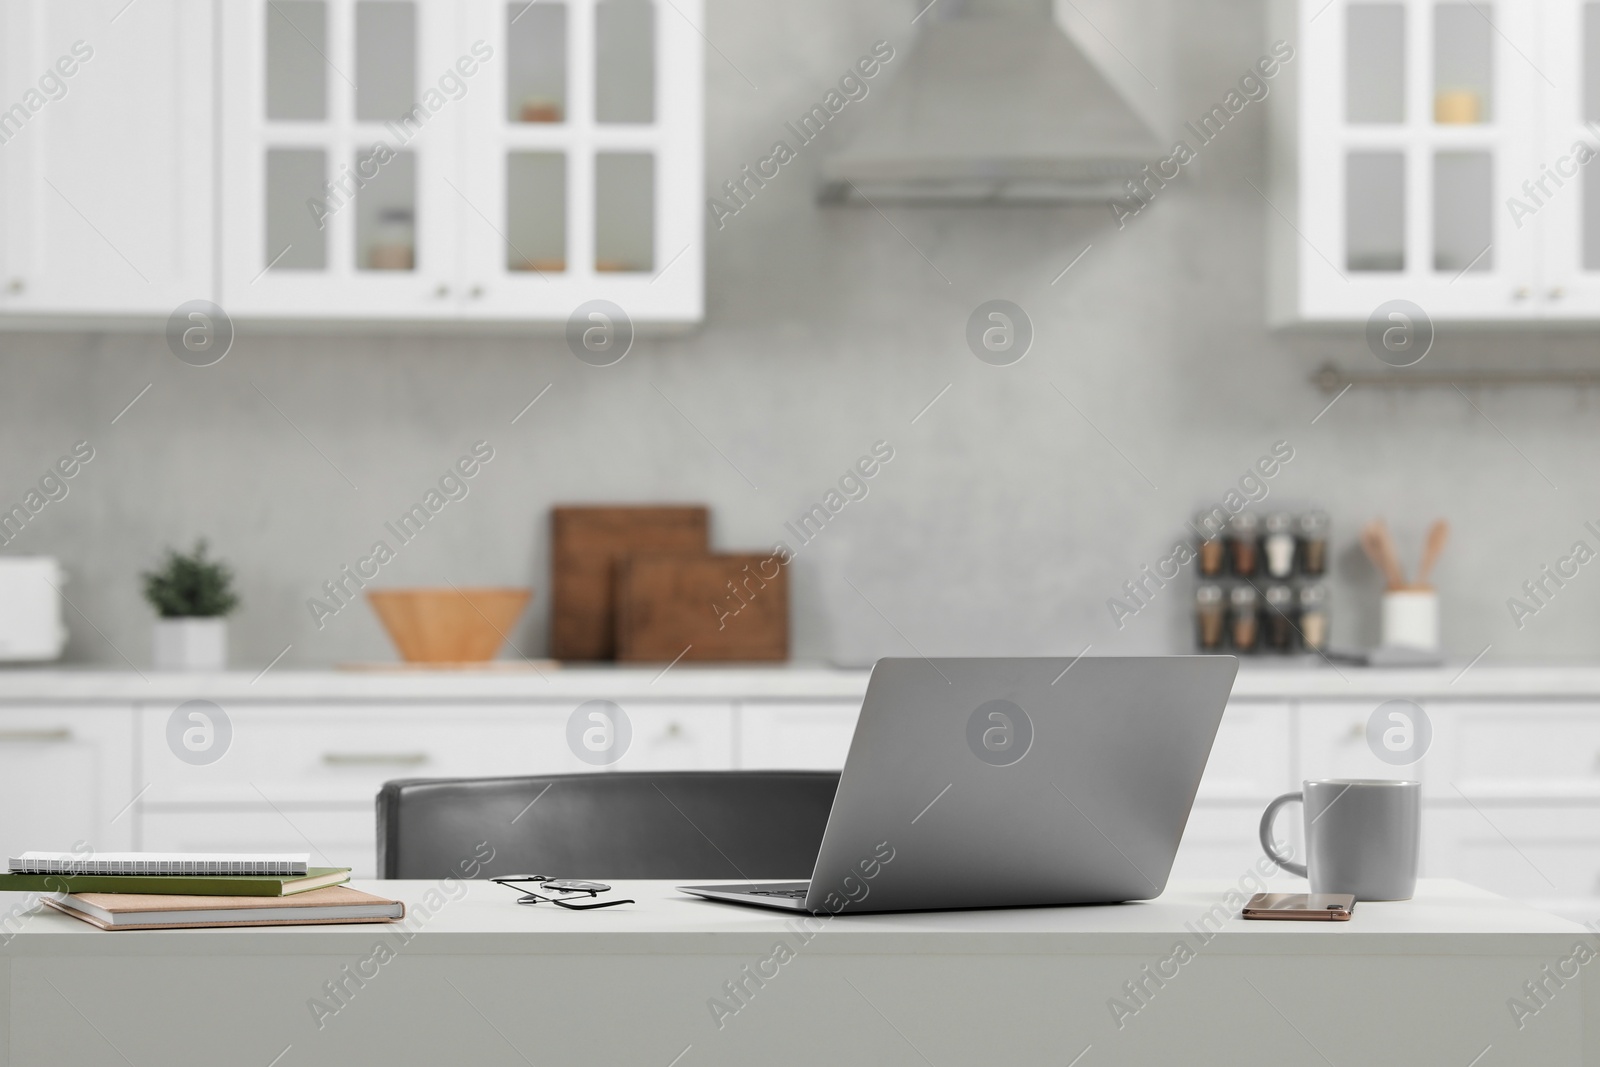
xmin=1263 ymin=513 xmax=1297 ymax=580
xmin=1297 ymin=511 xmax=1330 ymax=577
xmin=1229 ymin=585 xmax=1260 ymax=652
xmin=1298 ymin=583 xmax=1329 ymax=651
xmin=1195 ymin=584 xmax=1226 ymax=651
xmin=1194 ymin=513 xmax=1226 ymax=578
xmin=1228 ymin=512 xmax=1261 ymax=577
xmin=1263 ymin=584 xmax=1297 ymax=652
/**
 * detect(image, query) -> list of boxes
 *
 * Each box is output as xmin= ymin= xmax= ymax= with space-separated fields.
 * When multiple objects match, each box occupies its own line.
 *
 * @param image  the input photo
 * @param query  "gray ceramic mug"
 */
xmin=1259 ymin=778 xmax=1421 ymax=901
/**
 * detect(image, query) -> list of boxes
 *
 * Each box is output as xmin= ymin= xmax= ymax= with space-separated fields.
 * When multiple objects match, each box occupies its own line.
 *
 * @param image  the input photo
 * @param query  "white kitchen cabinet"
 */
xmin=1194 ymin=700 xmax=1294 ymax=802
xmin=1169 ymin=806 xmax=1290 ymax=881
xmin=216 ymin=0 xmax=702 ymax=325
xmin=610 ymin=702 xmax=735 ymax=770
xmin=452 ymin=0 xmax=703 ymax=324
xmin=0 ymin=707 xmax=134 ymax=858
xmin=1425 ymin=806 xmax=1600 ymax=918
xmin=1177 ymin=702 xmax=1298 ymax=881
xmin=134 ymin=701 xmax=588 ymax=875
xmin=1428 ymin=702 xmax=1600 ymax=800
xmin=217 ymin=0 xmax=465 ymax=318
xmin=737 ymin=701 xmax=859 ymax=770
xmin=1269 ymin=0 xmax=1593 ymax=322
xmin=0 ymin=0 xmax=213 ymax=318
xmin=1536 ymin=0 xmax=1600 ymax=312
xmin=136 ymin=702 xmax=582 ymax=806
xmin=1296 ymin=698 xmax=1437 ymax=789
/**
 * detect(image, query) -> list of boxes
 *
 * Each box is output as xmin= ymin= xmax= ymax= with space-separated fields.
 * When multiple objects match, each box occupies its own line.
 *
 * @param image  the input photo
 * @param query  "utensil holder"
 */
xmin=1381 ymin=589 xmax=1439 ymax=651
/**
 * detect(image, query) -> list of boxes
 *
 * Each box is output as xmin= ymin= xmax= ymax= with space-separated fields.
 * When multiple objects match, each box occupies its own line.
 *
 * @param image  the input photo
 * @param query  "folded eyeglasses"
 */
xmin=491 ymin=875 xmax=635 ymax=910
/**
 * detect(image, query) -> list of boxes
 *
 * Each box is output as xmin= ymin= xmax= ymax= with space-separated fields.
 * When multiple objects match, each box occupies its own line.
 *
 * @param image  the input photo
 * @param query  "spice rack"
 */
xmin=1194 ymin=510 xmax=1329 ymax=655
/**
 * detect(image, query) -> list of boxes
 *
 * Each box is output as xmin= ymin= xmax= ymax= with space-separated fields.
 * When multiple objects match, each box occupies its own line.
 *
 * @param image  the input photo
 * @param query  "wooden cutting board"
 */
xmin=550 ymin=506 xmax=710 ymax=661
xmin=616 ymin=553 xmax=788 ymax=662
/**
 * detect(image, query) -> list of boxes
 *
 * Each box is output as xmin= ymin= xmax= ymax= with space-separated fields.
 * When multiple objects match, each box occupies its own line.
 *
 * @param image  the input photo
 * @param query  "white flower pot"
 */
xmin=152 ymin=618 xmax=228 ymax=672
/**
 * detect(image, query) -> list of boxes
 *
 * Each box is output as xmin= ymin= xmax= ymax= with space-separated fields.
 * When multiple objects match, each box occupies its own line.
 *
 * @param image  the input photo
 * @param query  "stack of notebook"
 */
xmin=4 ymin=852 xmax=404 ymax=931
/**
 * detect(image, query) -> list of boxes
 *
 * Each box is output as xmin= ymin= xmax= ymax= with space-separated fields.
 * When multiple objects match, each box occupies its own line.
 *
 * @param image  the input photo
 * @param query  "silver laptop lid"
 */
xmin=804 ymin=656 xmax=1238 ymax=913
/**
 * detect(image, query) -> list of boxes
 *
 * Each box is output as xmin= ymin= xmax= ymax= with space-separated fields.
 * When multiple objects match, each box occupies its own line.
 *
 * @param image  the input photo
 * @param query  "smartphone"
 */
xmin=1241 ymin=892 xmax=1355 ymax=921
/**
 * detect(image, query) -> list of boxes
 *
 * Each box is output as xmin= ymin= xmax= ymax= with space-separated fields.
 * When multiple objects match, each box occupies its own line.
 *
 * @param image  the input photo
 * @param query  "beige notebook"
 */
xmin=43 ymin=885 xmax=405 ymax=931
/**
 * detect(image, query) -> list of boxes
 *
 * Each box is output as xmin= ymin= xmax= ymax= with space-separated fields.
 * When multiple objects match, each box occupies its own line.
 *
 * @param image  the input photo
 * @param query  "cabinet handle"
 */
xmin=1549 ymin=287 xmax=1566 ymax=300
xmin=0 ymin=728 xmax=72 ymax=742
xmin=1512 ymin=287 xmax=1531 ymax=301
xmin=321 ymin=752 xmax=429 ymax=766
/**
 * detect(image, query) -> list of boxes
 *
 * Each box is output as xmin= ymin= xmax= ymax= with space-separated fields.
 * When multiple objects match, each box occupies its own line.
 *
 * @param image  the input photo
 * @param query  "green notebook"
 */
xmin=0 ymin=867 xmax=351 ymax=898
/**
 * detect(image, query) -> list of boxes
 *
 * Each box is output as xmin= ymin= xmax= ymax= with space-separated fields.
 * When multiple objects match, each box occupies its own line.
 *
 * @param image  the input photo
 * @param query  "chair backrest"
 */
xmin=376 ymin=770 xmax=840 ymax=880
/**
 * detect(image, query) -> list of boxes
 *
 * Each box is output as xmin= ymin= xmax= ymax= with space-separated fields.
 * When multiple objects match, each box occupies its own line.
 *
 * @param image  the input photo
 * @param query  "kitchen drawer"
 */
xmin=137 ymin=703 xmax=588 ymax=806
xmin=1194 ymin=701 xmax=1293 ymax=803
xmin=738 ymin=701 xmax=859 ymax=770
xmin=1297 ymin=700 xmax=1436 ymax=790
xmin=0 ymin=705 xmax=136 ymax=856
xmin=140 ymin=808 xmax=379 ymax=879
xmin=1434 ymin=704 xmax=1600 ymax=800
xmin=608 ymin=703 xmax=735 ymax=771
xmin=1425 ymin=805 xmax=1600 ymax=903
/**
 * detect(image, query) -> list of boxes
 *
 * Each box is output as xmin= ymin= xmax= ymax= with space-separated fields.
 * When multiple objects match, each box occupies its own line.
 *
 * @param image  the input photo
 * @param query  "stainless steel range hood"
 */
xmin=820 ymin=0 xmax=1162 ymax=204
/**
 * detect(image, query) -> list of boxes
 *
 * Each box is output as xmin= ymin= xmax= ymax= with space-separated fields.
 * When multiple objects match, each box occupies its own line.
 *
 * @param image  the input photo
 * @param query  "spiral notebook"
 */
xmin=10 ymin=852 xmax=310 ymax=876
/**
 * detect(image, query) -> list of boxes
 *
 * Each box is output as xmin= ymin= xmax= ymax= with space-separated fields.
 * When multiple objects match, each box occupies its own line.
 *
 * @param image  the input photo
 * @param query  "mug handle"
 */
xmin=1259 ymin=791 xmax=1308 ymax=878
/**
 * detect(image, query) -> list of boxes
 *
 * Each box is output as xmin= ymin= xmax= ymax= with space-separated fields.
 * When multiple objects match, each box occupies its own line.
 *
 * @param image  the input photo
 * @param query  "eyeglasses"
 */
xmin=491 ymin=875 xmax=635 ymax=910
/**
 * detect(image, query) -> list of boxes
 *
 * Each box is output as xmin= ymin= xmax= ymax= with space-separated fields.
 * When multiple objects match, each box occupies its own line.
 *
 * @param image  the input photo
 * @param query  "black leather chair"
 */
xmin=376 ymin=770 xmax=840 ymax=880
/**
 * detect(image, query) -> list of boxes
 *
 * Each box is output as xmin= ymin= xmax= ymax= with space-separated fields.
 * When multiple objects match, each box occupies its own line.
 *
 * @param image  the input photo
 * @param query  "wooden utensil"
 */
xmin=1376 ymin=521 xmax=1408 ymax=588
xmin=615 ymin=553 xmax=788 ymax=663
xmin=1360 ymin=520 xmax=1407 ymax=589
xmin=1416 ymin=519 xmax=1449 ymax=588
xmin=549 ymin=506 xmax=709 ymax=660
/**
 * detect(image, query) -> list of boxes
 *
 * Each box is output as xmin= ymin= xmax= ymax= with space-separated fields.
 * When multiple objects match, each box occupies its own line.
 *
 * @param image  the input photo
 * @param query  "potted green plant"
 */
xmin=142 ymin=541 xmax=240 ymax=671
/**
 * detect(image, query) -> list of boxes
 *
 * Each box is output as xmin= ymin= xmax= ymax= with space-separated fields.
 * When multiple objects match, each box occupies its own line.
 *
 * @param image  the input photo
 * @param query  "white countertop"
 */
xmin=0 ymin=879 xmax=1579 ymax=957
xmin=3 ymin=661 xmax=1600 ymax=703
xmin=0 ymin=665 xmax=870 ymax=703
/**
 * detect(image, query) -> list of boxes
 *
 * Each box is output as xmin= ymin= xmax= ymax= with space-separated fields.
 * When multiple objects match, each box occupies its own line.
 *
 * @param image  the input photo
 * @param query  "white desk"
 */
xmin=1 ymin=879 xmax=1594 ymax=1066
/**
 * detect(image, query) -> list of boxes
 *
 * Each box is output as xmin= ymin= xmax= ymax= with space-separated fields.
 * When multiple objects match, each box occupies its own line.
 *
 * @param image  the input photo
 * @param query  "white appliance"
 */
xmin=0 ymin=557 xmax=68 ymax=661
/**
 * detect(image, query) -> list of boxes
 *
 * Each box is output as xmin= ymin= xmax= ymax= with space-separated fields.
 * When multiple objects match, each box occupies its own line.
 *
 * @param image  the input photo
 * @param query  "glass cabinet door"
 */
xmin=1536 ymin=0 xmax=1600 ymax=316
xmin=220 ymin=0 xmax=700 ymax=322
xmin=456 ymin=0 xmax=701 ymax=323
xmin=1298 ymin=0 xmax=1539 ymax=319
xmin=220 ymin=0 xmax=461 ymax=315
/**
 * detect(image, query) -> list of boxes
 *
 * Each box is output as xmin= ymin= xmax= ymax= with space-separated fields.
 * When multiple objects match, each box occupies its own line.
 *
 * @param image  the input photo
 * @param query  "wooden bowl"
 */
xmin=366 ymin=588 xmax=531 ymax=665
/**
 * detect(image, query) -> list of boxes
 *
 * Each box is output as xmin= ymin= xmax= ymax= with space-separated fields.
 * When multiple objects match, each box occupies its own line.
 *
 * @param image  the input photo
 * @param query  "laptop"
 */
xmin=679 ymin=655 xmax=1238 ymax=914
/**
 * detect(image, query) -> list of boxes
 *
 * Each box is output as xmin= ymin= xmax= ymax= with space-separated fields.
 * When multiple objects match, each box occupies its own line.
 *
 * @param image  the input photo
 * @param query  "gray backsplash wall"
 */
xmin=3 ymin=0 xmax=1599 ymax=669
